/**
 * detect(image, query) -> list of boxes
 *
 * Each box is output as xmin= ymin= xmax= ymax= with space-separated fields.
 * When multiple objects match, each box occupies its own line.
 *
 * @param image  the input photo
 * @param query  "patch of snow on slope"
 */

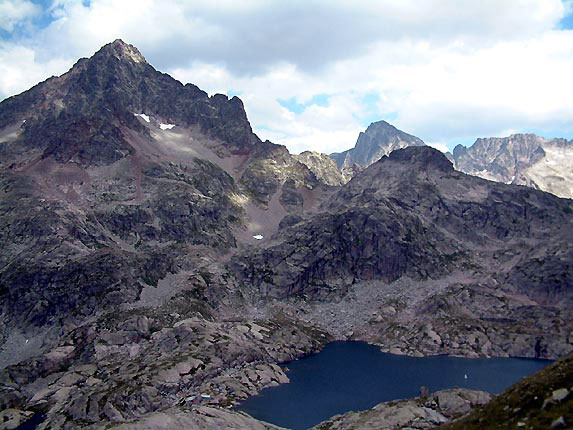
xmin=160 ymin=123 xmax=176 ymax=130
xmin=134 ymin=113 xmax=150 ymax=122
xmin=253 ymin=234 xmax=264 ymax=240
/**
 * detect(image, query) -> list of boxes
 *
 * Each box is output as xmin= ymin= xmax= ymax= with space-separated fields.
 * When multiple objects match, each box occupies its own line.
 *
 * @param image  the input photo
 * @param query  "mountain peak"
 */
xmin=93 ymin=39 xmax=147 ymax=64
xmin=366 ymin=120 xmax=396 ymax=130
xmin=330 ymin=120 xmax=425 ymax=169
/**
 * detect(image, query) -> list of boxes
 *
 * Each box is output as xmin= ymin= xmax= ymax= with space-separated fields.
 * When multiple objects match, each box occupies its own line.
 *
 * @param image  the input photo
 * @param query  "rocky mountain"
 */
xmin=0 ymin=40 xmax=572 ymax=429
xmin=330 ymin=124 xmax=573 ymax=200
xmin=232 ymin=146 xmax=573 ymax=358
xmin=0 ymin=40 xmax=329 ymax=428
xmin=330 ymin=120 xmax=425 ymax=169
xmin=0 ymin=39 xmax=322 ymax=358
xmin=453 ymin=134 xmax=573 ymax=199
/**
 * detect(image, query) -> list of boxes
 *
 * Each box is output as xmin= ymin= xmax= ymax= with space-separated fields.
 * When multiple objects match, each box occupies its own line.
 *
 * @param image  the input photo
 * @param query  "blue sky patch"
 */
xmin=557 ymin=0 xmax=573 ymax=29
xmin=1 ymin=1 xmax=56 ymax=40
xmin=278 ymin=94 xmax=330 ymax=114
xmin=352 ymin=92 xmax=396 ymax=127
xmin=560 ymin=13 xmax=573 ymax=29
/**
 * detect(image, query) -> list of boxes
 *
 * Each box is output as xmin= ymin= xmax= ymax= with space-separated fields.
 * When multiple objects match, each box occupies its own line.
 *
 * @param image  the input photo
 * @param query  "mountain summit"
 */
xmin=0 ymin=38 xmax=259 ymax=167
xmin=95 ymin=39 xmax=147 ymax=64
xmin=330 ymin=120 xmax=425 ymax=169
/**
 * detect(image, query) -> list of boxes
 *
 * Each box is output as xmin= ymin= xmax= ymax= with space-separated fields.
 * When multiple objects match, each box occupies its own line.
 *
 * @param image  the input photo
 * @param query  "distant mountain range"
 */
xmin=324 ymin=121 xmax=573 ymax=199
xmin=453 ymin=134 xmax=573 ymax=199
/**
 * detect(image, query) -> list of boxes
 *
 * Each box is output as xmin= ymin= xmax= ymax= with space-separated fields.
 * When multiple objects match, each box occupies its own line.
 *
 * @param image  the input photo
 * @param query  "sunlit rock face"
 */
xmin=453 ymin=133 xmax=573 ymax=199
xmin=294 ymin=151 xmax=349 ymax=186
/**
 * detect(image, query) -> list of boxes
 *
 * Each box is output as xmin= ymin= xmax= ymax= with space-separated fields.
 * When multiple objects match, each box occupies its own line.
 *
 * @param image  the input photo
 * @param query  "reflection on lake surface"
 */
xmin=237 ymin=341 xmax=551 ymax=430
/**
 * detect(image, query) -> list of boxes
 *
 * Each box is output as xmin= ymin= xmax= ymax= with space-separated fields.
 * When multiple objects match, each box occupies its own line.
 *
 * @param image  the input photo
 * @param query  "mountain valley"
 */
xmin=0 ymin=40 xmax=571 ymax=430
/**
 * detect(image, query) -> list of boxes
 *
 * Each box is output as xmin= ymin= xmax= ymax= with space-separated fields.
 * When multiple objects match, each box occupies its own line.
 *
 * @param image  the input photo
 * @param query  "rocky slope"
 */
xmin=0 ymin=40 xmax=572 ymax=430
xmin=330 ymin=120 xmax=425 ymax=170
xmin=453 ymin=133 xmax=573 ymax=199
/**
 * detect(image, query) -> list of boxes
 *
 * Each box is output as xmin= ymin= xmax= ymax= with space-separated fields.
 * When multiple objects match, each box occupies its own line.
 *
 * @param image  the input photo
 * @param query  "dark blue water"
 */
xmin=17 ymin=413 xmax=44 ymax=430
xmin=237 ymin=341 xmax=551 ymax=430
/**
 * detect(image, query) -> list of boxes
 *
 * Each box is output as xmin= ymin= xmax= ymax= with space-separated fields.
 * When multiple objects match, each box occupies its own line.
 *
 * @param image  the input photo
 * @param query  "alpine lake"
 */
xmin=237 ymin=341 xmax=551 ymax=430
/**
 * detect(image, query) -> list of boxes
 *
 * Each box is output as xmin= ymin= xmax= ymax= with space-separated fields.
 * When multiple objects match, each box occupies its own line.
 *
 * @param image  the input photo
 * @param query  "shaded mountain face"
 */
xmin=453 ymin=134 xmax=573 ymax=199
xmin=0 ymin=41 xmax=572 ymax=430
xmin=330 ymin=120 xmax=425 ymax=169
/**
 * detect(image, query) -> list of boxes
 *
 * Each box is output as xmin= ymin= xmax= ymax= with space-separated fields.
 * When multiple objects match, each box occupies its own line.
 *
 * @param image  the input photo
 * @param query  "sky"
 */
xmin=1 ymin=0 xmax=573 ymax=154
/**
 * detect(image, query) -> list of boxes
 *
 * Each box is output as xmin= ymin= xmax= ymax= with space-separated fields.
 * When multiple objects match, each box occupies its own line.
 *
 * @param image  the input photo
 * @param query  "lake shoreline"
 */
xmin=236 ymin=340 xmax=552 ymax=430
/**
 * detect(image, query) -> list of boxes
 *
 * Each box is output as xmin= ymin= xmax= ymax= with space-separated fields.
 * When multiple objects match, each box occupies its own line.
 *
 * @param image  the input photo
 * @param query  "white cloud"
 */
xmin=170 ymin=27 xmax=573 ymax=153
xmin=0 ymin=0 xmax=39 ymax=32
xmin=1 ymin=0 xmax=573 ymax=154
xmin=0 ymin=42 xmax=73 ymax=98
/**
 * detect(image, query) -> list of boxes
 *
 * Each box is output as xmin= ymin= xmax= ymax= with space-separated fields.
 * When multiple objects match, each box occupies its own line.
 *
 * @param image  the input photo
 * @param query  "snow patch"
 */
xmin=160 ymin=123 xmax=176 ymax=130
xmin=253 ymin=234 xmax=264 ymax=240
xmin=134 ymin=113 xmax=150 ymax=123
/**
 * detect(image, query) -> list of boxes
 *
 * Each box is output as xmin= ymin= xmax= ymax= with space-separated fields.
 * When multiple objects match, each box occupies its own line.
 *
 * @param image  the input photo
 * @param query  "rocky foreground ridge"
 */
xmin=0 ymin=40 xmax=571 ymax=429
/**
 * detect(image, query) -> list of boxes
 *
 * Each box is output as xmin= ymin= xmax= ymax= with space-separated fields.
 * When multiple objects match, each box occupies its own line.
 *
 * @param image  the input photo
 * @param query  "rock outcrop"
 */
xmin=312 ymin=388 xmax=491 ymax=430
